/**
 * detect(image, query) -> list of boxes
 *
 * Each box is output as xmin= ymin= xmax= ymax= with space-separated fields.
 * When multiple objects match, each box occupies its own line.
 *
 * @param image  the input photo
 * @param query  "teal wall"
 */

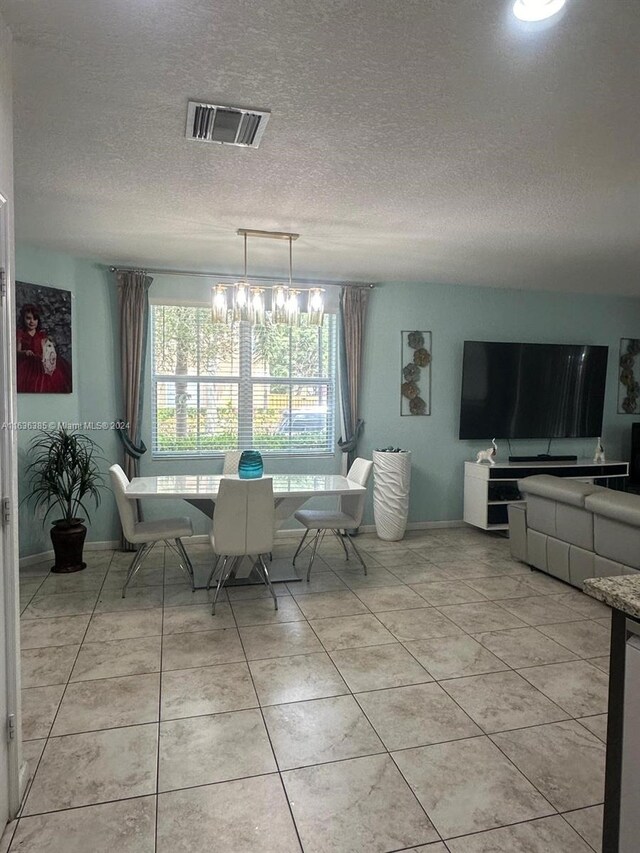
xmin=16 ymin=245 xmax=640 ymax=556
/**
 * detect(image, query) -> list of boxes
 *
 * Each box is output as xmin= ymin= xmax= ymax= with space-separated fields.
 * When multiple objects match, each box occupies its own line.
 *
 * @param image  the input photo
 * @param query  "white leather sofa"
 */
xmin=508 ymin=474 xmax=640 ymax=588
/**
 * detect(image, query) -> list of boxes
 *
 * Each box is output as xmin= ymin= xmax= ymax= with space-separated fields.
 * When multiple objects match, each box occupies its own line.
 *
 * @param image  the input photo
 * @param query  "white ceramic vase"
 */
xmin=373 ymin=450 xmax=412 ymax=541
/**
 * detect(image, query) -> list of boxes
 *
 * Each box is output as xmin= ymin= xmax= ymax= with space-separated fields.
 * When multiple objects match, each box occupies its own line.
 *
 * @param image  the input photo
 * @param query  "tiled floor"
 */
xmin=7 ymin=527 xmax=610 ymax=852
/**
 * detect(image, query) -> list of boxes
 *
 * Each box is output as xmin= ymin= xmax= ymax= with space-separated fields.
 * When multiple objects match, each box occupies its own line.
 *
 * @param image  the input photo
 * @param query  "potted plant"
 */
xmin=24 ymin=427 xmax=106 ymax=573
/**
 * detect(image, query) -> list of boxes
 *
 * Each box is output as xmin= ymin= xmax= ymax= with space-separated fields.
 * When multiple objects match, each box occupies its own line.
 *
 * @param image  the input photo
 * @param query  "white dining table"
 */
xmin=125 ymin=473 xmax=366 ymax=584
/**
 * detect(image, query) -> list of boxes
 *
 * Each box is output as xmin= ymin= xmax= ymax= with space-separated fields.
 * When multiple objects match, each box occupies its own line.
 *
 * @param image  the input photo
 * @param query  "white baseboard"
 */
xmin=19 ymin=521 xmax=467 ymax=566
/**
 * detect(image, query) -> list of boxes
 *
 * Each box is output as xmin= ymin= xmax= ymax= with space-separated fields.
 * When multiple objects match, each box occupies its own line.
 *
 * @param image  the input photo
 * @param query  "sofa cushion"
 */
xmin=585 ymin=490 xmax=640 ymax=527
xmin=593 ymin=514 xmax=640 ymax=571
xmin=518 ymin=475 xmax=601 ymax=507
xmin=525 ymin=494 xmax=557 ymax=537
xmin=556 ymin=503 xmax=594 ymax=550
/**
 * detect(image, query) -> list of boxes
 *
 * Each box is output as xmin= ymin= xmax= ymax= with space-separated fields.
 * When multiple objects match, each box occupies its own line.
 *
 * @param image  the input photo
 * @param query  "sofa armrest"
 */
xmin=586 ymin=491 xmax=640 ymax=527
xmin=518 ymin=475 xmax=602 ymax=507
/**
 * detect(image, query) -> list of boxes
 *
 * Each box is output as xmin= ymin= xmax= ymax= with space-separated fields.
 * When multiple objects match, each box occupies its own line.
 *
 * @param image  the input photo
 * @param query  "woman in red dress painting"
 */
xmin=16 ymin=303 xmax=72 ymax=393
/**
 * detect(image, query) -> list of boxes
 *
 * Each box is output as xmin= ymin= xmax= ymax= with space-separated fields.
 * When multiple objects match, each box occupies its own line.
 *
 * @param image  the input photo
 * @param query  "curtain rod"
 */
xmin=108 ymin=265 xmax=375 ymax=288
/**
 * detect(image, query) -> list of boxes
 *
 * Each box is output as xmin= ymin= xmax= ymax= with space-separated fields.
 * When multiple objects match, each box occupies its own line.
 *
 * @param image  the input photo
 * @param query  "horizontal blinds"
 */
xmin=151 ymin=305 xmax=337 ymax=456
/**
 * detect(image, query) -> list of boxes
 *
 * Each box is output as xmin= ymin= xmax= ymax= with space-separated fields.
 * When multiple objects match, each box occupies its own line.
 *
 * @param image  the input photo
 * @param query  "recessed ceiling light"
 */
xmin=513 ymin=0 xmax=566 ymax=22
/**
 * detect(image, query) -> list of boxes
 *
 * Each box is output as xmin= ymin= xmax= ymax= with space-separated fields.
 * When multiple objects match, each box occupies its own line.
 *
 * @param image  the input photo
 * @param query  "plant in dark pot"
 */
xmin=24 ymin=428 xmax=106 ymax=573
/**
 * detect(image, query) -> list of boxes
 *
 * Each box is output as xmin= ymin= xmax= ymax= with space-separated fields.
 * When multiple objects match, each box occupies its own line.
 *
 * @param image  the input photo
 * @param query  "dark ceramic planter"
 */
xmin=50 ymin=519 xmax=87 ymax=573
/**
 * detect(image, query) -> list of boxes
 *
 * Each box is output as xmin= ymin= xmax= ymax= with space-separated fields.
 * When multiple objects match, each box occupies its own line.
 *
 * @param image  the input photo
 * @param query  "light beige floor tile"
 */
xmin=239 ymin=621 xmax=324 ymax=660
xmin=563 ymin=805 xmax=604 ymax=852
xmin=21 ymin=685 xmax=64 ymax=740
xmin=429 ymin=559 xmax=495 ymax=578
xmin=0 ymin=822 xmax=16 ymax=853
xmin=159 ymin=708 xmax=276 ymax=791
xmin=353 ymin=585 xmax=427 ymax=612
xmin=518 ymin=660 xmax=609 ymax=717
xmin=157 ymin=774 xmax=301 ymax=853
xmin=393 ymin=736 xmax=553 ymax=839
xmin=71 ymin=636 xmax=161 ymax=681
xmin=497 ymin=595 xmax=586 ymax=626
xmin=263 ymin=694 xmax=383 ymax=770
xmin=162 ymin=628 xmax=245 ymax=670
xmin=330 ymin=643 xmax=432 ymax=692
xmin=249 ymin=652 xmax=348 ymax=706
xmin=513 ymin=572 xmax=571 ymax=595
xmin=52 ymin=673 xmax=160 ymax=735
xmin=24 ymin=724 xmax=158 ymax=815
xmin=445 ymin=814 xmax=593 ymax=852
xmin=95 ymin=586 xmax=163 ymax=612
xmin=539 ymin=620 xmax=610 ymax=658
xmin=437 ymin=601 xmax=527 ymax=634
xmin=230 ymin=596 xmax=304 ymax=626
xmin=21 ymin=739 xmax=46 ymax=772
xmin=410 ymin=580 xmax=488 ymax=606
xmin=294 ymin=590 xmax=369 ymax=620
xmin=491 ymin=720 xmax=606 ymax=811
xmin=577 ymin=714 xmax=608 ymax=743
xmin=287 ymin=572 xmax=348 ymax=595
xmin=387 ymin=565 xmax=453 ymax=584
xmin=464 ymin=576 xmax=541 ymax=600
xmin=37 ymin=573 xmax=104 ymax=595
xmin=404 ymin=635 xmax=509 ymax=680
xmin=84 ymin=609 xmax=163 ymax=643
xmin=441 ymin=670 xmax=568 ymax=733
xmin=11 ymin=796 xmax=156 ymax=852
xmin=310 ymin=614 xmax=396 ymax=650
xmin=552 ymin=592 xmax=612 ymax=620
xmin=283 ymin=753 xmax=438 ymax=853
xmin=162 ymin=602 xmax=235 ymax=633
xmin=224 ymin=583 xmax=291 ymax=601
xmin=21 ymin=645 xmax=79 ymax=688
xmin=19 ymin=563 xmax=52 ymax=579
xmin=23 ymin=592 xmax=99 ymax=619
xmin=338 ymin=568 xmax=405 ymax=589
xmin=161 ymin=662 xmax=257 ymax=720
xmin=376 ymin=607 xmax=464 ymax=642
xmin=589 ymin=656 xmax=610 ymax=673
xmin=372 ymin=549 xmax=429 ymax=568
xmin=357 ymin=681 xmax=481 ymax=750
xmin=162 ymin=584 xmax=217 ymax=608
xmin=20 ymin=614 xmax=90 ymax=649
xmin=476 ymin=626 xmax=579 ymax=668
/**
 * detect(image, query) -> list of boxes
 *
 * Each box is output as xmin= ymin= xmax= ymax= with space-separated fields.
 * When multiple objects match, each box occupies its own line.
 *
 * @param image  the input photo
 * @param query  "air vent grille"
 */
xmin=186 ymin=102 xmax=270 ymax=148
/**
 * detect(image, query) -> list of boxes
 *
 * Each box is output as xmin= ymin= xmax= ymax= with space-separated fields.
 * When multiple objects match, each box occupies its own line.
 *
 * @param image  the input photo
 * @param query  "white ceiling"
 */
xmin=2 ymin=0 xmax=640 ymax=293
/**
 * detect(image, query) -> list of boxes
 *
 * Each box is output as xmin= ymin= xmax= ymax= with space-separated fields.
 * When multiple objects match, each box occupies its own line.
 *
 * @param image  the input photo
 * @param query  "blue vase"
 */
xmin=238 ymin=450 xmax=263 ymax=479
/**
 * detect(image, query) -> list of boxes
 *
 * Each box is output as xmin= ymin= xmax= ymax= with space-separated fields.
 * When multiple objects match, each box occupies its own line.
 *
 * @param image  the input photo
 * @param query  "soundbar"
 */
xmin=508 ymin=454 xmax=578 ymax=463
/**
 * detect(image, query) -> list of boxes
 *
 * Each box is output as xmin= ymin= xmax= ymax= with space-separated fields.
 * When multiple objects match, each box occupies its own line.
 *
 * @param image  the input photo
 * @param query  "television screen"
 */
xmin=459 ymin=341 xmax=608 ymax=440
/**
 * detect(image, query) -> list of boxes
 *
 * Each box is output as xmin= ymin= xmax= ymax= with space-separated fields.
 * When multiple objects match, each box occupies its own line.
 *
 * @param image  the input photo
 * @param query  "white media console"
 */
xmin=464 ymin=458 xmax=630 ymax=532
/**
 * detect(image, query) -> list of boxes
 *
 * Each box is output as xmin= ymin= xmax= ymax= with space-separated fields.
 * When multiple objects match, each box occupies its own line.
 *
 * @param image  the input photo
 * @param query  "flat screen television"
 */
xmin=459 ymin=341 xmax=608 ymax=440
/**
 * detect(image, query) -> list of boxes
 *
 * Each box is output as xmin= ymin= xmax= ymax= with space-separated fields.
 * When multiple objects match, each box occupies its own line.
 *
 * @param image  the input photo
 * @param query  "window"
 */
xmin=151 ymin=304 xmax=337 ymax=456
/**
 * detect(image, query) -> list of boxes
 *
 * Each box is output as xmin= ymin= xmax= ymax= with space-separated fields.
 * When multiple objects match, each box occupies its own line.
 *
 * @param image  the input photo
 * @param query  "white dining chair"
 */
xmin=223 ymin=450 xmax=242 ymax=474
xmin=110 ymin=464 xmax=195 ymax=597
xmin=206 ymin=477 xmax=277 ymax=613
xmin=292 ymin=457 xmax=373 ymax=581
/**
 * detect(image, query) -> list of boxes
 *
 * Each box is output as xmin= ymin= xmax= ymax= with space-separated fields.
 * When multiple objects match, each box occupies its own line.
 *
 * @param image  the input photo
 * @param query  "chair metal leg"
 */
xmin=170 ymin=537 xmax=196 ymax=591
xmin=122 ymin=542 xmax=153 ymax=598
xmin=333 ymin=529 xmax=350 ymax=561
xmin=345 ymin=531 xmax=367 ymax=575
xmin=257 ymin=555 xmax=278 ymax=610
xmin=292 ymin=529 xmax=310 ymax=566
xmin=212 ymin=556 xmax=237 ymax=614
xmin=206 ymin=555 xmax=222 ymax=590
xmin=306 ymin=530 xmax=322 ymax=582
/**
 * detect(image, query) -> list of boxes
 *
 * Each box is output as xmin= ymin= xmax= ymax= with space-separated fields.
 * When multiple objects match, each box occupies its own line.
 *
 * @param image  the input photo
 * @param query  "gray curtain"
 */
xmin=338 ymin=286 xmax=370 ymax=468
xmin=116 ymin=270 xmax=153 ymax=549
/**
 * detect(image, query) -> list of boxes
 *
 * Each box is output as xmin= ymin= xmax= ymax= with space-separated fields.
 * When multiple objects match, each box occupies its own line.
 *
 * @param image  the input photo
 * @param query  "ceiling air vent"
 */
xmin=186 ymin=101 xmax=270 ymax=149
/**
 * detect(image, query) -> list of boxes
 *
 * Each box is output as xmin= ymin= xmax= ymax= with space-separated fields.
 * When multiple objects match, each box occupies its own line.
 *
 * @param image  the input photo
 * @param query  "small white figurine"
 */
xmin=593 ymin=437 xmax=605 ymax=463
xmin=477 ymin=438 xmax=498 ymax=465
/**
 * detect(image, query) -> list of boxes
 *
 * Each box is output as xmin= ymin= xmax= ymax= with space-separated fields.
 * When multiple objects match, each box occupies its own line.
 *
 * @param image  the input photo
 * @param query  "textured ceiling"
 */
xmin=2 ymin=0 xmax=640 ymax=292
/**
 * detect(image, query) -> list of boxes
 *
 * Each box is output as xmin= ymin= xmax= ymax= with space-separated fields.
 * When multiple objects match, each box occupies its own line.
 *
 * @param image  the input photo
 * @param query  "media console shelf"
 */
xmin=464 ymin=459 xmax=629 ymax=532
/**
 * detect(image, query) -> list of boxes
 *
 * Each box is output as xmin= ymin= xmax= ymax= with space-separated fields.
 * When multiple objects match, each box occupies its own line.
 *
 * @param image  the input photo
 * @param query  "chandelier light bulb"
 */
xmin=513 ymin=0 xmax=566 ymax=22
xmin=233 ymin=281 xmax=250 ymax=322
xmin=285 ymin=289 xmax=301 ymax=327
xmin=308 ymin=288 xmax=325 ymax=326
xmin=272 ymin=285 xmax=288 ymax=324
xmin=250 ymin=287 xmax=265 ymax=326
xmin=211 ymin=284 xmax=229 ymax=324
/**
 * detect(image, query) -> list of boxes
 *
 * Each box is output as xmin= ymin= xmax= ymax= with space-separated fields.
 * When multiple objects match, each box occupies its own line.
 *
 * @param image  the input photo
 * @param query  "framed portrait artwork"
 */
xmin=16 ymin=281 xmax=73 ymax=394
xmin=401 ymin=330 xmax=431 ymax=415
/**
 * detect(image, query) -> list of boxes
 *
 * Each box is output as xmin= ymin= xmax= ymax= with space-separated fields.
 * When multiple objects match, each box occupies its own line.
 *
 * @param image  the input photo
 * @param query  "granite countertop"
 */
xmin=584 ymin=576 xmax=640 ymax=619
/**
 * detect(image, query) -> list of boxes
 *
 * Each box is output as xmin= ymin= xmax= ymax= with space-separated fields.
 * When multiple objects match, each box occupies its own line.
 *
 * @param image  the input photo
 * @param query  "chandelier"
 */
xmin=211 ymin=229 xmax=325 ymax=327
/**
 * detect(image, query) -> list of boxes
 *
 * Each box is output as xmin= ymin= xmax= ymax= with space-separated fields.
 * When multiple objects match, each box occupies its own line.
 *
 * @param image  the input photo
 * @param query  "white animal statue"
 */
xmin=593 ymin=437 xmax=605 ymax=463
xmin=476 ymin=438 xmax=498 ymax=465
